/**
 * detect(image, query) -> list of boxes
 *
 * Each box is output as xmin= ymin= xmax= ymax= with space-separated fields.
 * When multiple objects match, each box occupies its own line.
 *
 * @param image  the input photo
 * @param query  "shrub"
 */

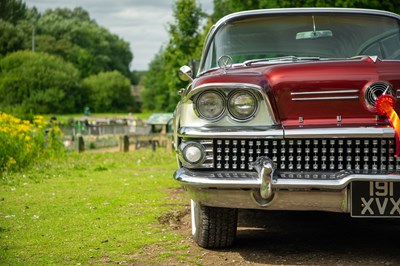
xmin=0 ymin=51 xmax=83 ymax=114
xmin=0 ymin=112 xmax=64 ymax=176
xmin=82 ymin=70 xmax=135 ymax=112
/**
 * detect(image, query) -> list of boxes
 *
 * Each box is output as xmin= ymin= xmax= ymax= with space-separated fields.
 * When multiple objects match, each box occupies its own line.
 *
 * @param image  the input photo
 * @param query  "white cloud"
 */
xmin=24 ymin=0 xmax=213 ymax=71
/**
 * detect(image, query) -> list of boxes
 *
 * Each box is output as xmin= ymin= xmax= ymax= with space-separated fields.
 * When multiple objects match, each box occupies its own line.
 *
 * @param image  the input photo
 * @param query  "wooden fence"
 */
xmin=72 ymin=133 xmax=173 ymax=153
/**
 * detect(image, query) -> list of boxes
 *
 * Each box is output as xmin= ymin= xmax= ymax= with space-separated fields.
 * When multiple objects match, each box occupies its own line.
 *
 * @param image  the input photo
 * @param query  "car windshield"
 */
xmin=200 ymin=12 xmax=400 ymax=72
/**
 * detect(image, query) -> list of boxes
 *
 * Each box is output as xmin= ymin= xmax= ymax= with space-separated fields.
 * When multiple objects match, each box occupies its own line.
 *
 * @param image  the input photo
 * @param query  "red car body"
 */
xmin=173 ymin=8 xmax=400 ymax=248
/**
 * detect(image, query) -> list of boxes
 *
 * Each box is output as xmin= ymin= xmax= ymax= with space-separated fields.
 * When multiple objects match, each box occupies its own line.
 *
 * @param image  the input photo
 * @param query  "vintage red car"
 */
xmin=173 ymin=8 xmax=400 ymax=248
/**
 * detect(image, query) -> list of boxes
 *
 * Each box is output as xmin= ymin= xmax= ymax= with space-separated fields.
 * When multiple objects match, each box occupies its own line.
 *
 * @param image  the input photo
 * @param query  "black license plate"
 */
xmin=351 ymin=181 xmax=400 ymax=218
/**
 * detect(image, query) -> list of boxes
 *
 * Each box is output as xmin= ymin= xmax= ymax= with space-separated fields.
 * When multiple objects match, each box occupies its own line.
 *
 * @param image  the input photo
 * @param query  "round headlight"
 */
xmin=228 ymin=91 xmax=258 ymax=121
xmin=182 ymin=143 xmax=204 ymax=165
xmin=195 ymin=90 xmax=225 ymax=120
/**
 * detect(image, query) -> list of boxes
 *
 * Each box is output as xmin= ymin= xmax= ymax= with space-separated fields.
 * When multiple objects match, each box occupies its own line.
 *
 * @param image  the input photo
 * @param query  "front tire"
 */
xmin=191 ymin=200 xmax=238 ymax=248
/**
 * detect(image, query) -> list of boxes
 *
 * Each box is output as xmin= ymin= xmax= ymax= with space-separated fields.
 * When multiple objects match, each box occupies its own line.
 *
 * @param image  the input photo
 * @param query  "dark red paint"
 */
xmin=193 ymin=58 xmax=400 ymax=127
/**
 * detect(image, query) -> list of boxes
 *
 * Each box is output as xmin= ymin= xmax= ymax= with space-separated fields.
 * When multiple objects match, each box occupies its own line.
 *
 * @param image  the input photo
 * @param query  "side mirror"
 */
xmin=179 ymin=65 xmax=193 ymax=81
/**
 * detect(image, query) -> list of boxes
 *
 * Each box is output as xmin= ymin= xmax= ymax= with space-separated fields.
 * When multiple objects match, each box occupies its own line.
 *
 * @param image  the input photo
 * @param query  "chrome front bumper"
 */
xmin=175 ymin=126 xmax=400 ymax=213
xmin=174 ymin=167 xmax=400 ymax=213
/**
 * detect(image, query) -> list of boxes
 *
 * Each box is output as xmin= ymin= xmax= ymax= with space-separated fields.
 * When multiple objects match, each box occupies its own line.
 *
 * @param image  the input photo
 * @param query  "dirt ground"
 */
xmin=137 ymin=188 xmax=400 ymax=266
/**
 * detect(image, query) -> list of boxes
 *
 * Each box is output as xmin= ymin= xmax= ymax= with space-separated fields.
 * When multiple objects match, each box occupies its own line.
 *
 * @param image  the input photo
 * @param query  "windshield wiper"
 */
xmin=243 ymin=56 xmax=321 ymax=66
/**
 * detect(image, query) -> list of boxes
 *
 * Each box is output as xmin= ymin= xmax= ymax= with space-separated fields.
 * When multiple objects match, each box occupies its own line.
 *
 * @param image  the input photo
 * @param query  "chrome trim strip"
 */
xmin=178 ymin=126 xmax=394 ymax=139
xmin=292 ymin=96 xmax=359 ymax=101
xmin=275 ymin=174 xmax=400 ymax=189
xmin=175 ymin=169 xmax=260 ymax=188
xmin=174 ymin=168 xmax=400 ymax=190
xmin=178 ymin=126 xmax=284 ymax=138
xmin=291 ymin=90 xmax=358 ymax=95
xmin=284 ymin=127 xmax=394 ymax=138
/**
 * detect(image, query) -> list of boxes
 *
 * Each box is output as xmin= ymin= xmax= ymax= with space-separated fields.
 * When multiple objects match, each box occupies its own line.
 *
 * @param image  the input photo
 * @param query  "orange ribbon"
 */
xmin=375 ymin=94 xmax=400 ymax=157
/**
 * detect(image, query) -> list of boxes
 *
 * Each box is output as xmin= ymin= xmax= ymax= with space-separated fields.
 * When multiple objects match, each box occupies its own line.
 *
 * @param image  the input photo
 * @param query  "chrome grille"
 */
xmin=214 ymin=138 xmax=400 ymax=172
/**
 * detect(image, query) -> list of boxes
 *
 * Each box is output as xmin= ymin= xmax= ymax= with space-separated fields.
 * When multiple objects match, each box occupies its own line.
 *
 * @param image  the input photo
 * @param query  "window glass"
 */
xmin=200 ymin=13 xmax=400 ymax=72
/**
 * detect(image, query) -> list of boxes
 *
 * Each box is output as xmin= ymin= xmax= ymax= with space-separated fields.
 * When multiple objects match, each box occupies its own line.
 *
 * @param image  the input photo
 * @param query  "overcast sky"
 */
xmin=24 ymin=0 xmax=214 ymax=71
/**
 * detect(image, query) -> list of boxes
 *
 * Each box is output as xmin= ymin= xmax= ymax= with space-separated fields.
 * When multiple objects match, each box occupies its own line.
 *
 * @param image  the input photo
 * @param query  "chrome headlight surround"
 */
xmin=227 ymin=90 xmax=258 ymax=121
xmin=194 ymin=90 xmax=226 ymax=121
xmin=185 ymin=83 xmax=276 ymax=125
xmin=179 ymin=142 xmax=206 ymax=166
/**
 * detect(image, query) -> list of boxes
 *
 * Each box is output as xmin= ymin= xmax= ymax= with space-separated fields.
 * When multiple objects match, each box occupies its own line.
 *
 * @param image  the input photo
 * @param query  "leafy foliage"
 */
xmin=141 ymin=50 xmax=168 ymax=111
xmin=0 ymin=51 xmax=82 ymax=114
xmin=35 ymin=7 xmax=133 ymax=78
xmin=0 ymin=19 xmax=29 ymax=56
xmin=0 ymin=113 xmax=64 ymax=176
xmin=82 ymin=71 xmax=135 ymax=113
xmin=164 ymin=0 xmax=206 ymax=111
xmin=141 ymin=0 xmax=206 ymax=112
xmin=0 ymin=2 xmax=39 ymax=56
xmin=0 ymin=2 xmax=137 ymax=115
xmin=0 ymin=0 xmax=28 ymax=24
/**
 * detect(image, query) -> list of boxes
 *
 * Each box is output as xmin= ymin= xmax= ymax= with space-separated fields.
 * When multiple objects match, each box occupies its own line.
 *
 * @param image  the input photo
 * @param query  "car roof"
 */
xmin=214 ymin=8 xmax=400 ymax=28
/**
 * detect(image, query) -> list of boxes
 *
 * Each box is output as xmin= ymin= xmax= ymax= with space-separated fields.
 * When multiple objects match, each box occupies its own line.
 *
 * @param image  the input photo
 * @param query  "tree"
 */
xmin=82 ymin=71 xmax=135 ymax=113
xmin=141 ymin=0 xmax=206 ymax=112
xmin=141 ymin=49 xmax=168 ymax=111
xmin=0 ymin=20 xmax=29 ymax=56
xmin=0 ymin=51 xmax=82 ymax=115
xmin=34 ymin=34 xmax=77 ymax=61
xmin=0 ymin=0 xmax=36 ymax=56
xmin=0 ymin=0 xmax=28 ymax=24
xmin=35 ymin=7 xmax=133 ymax=78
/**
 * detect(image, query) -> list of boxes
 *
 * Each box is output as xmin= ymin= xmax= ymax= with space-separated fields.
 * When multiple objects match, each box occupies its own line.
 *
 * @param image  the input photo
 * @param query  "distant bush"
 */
xmin=0 ymin=51 xmax=84 ymax=115
xmin=0 ymin=112 xmax=64 ymax=176
xmin=82 ymin=70 xmax=136 ymax=112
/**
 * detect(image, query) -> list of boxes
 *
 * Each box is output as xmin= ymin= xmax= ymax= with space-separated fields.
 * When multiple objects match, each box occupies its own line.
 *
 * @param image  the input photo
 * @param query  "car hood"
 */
xmin=195 ymin=57 xmax=400 ymax=127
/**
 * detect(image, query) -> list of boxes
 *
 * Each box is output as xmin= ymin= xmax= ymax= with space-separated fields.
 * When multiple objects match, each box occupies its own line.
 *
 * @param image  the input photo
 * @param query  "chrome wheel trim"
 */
xmin=191 ymin=200 xmax=198 ymax=236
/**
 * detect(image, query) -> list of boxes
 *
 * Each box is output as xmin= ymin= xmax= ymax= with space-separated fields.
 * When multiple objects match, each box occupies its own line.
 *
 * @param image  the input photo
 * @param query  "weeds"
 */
xmin=0 ymin=112 xmax=64 ymax=177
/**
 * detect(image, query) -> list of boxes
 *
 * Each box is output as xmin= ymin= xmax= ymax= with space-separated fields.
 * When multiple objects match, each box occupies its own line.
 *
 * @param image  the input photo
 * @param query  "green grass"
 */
xmin=0 ymin=149 xmax=188 ymax=265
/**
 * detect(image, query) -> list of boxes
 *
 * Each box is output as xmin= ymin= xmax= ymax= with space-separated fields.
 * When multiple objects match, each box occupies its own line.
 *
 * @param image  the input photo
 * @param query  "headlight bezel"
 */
xmin=227 ymin=90 xmax=259 ymax=122
xmin=193 ymin=88 xmax=260 ymax=122
xmin=194 ymin=89 xmax=226 ymax=121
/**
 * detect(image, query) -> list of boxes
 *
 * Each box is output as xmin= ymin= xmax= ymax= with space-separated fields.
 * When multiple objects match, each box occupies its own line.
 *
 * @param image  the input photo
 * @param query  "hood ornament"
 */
xmin=368 ymin=55 xmax=378 ymax=63
xmin=217 ymin=55 xmax=232 ymax=73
